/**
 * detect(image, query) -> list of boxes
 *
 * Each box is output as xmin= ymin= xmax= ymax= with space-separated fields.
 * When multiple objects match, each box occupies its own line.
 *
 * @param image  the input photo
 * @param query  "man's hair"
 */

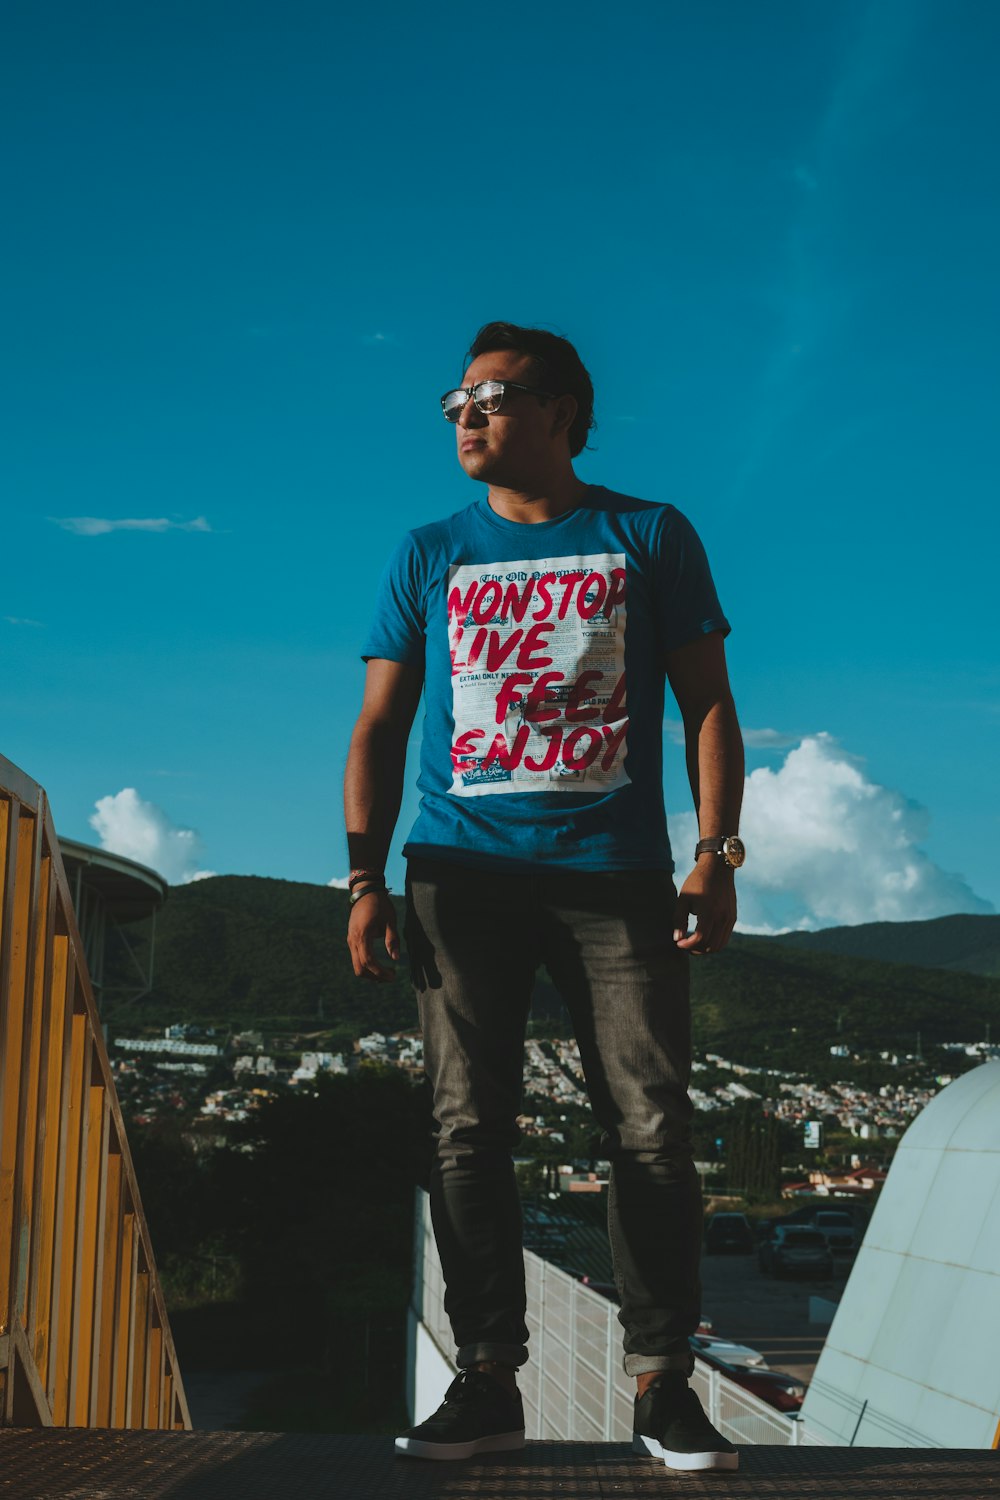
xmin=465 ymin=321 xmax=596 ymax=458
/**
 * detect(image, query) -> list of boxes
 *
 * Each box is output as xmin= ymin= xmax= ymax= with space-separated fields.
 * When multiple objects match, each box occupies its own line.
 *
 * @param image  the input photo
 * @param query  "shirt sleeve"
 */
xmin=360 ymin=532 xmax=426 ymax=665
xmin=653 ymin=505 xmax=731 ymax=653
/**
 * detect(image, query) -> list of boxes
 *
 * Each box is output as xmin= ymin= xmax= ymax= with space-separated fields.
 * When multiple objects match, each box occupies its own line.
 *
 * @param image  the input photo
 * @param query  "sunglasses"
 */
xmin=440 ymin=379 xmax=558 ymax=422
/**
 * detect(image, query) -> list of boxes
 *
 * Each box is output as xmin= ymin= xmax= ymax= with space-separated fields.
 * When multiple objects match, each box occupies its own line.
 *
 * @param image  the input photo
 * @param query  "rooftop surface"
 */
xmin=0 ymin=1431 xmax=996 ymax=1499
xmin=59 ymin=836 xmax=169 ymax=922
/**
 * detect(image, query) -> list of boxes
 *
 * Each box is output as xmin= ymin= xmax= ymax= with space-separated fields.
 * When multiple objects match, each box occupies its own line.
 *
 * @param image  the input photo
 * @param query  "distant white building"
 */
xmin=234 ymin=1054 xmax=277 ymax=1077
xmin=200 ymin=1090 xmax=248 ymax=1119
xmin=290 ymin=1051 xmax=348 ymax=1083
xmin=115 ymin=1036 xmax=222 ymax=1058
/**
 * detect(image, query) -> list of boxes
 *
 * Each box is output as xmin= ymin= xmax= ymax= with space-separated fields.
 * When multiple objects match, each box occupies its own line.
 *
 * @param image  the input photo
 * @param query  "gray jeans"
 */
xmin=405 ymin=856 xmax=702 ymax=1377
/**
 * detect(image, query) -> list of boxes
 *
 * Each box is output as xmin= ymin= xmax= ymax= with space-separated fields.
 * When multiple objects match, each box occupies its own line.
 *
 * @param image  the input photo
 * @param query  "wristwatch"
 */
xmin=695 ymin=836 xmax=746 ymax=869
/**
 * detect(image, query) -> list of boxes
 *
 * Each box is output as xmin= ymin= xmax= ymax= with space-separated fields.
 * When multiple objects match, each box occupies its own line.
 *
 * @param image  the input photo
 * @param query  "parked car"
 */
xmin=521 ymin=1203 xmax=575 ymax=1231
xmin=521 ymin=1202 xmax=576 ymax=1251
xmin=523 ymin=1233 xmax=570 ymax=1255
xmin=691 ymin=1343 xmax=806 ymax=1413
xmin=812 ymin=1210 xmax=859 ymax=1258
xmin=689 ymin=1333 xmax=768 ymax=1369
xmin=780 ymin=1203 xmax=870 ymax=1234
xmin=704 ymin=1212 xmax=755 ymax=1255
xmin=758 ymin=1225 xmax=833 ymax=1279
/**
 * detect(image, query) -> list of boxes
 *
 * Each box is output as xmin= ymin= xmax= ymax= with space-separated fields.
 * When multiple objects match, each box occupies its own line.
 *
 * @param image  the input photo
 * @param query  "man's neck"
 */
xmin=485 ymin=471 xmax=588 ymax=524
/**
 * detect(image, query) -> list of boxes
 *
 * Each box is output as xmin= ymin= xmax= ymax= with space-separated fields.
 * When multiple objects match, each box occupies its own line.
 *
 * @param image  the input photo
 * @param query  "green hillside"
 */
xmin=102 ymin=875 xmax=1000 ymax=1068
xmin=695 ymin=934 xmax=998 ymax=1068
xmin=773 ymin=913 xmax=1000 ymax=978
xmin=103 ymin=875 xmax=419 ymax=1038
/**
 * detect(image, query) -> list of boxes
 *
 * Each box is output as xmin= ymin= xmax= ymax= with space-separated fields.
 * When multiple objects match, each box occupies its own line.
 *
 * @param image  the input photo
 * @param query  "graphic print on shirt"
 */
xmin=447 ymin=552 xmax=628 ymax=796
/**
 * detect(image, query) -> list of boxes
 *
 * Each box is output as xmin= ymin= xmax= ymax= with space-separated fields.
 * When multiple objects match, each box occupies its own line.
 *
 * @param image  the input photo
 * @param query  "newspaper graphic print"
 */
xmin=447 ymin=552 xmax=628 ymax=796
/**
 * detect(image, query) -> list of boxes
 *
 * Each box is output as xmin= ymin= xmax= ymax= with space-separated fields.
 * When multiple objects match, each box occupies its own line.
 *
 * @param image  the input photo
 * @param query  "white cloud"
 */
xmin=327 ymin=875 xmax=351 ymax=889
xmin=361 ymin=331 xmax=396 ymax=347
xmin=669 ymin=733 xmax=993 ymax=931
xmin=88 ymin=788 xmax=215 ymax=884
xmin=664 ymin=720 xmax=800 ymax=751
xmin=741 ymin=727 xmax=801 ymax=750
xmin=4 ymin=615 xmax=43 ymax=626
xmin=52 ymin=516 xmax=212 ymax=536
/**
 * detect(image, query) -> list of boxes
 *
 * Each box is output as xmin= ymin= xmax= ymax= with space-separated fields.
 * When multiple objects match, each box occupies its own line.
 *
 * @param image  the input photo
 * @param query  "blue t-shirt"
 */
xmin=361 ymin=486 xmax=730 ymax=873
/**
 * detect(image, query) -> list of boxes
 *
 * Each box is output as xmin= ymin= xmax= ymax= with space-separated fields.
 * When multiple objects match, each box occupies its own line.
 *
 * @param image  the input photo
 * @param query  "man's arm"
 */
xmin=665 ymin=630 xmax=745 ymax=955
xmin=344 ymin=658 xmax=424 ymax=981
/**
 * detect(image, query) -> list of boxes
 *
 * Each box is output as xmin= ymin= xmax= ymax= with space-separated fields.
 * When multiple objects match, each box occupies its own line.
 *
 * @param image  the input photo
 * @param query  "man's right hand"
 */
xmin=347 ymin=890 xmax=401 ymax=982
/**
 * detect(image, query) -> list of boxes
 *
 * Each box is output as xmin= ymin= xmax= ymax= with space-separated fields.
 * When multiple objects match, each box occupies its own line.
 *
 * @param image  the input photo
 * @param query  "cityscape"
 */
xmin=111 ymin=1021 xmax=996 ymax=1176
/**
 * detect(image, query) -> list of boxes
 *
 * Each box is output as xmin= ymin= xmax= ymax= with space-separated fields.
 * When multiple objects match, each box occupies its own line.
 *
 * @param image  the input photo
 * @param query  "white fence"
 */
xmin=412 ymin=1189 xmax=826 ymax=1446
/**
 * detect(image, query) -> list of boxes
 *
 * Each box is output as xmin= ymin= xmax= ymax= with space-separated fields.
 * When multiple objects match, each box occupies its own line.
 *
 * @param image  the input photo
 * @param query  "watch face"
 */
xmin=723 ymin=837 xmax=746 ymax=868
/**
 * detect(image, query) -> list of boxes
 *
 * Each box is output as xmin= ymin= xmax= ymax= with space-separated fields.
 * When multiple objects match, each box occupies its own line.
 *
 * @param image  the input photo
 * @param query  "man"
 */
xmin=344 ymin=322 xmax=745 ymax=1472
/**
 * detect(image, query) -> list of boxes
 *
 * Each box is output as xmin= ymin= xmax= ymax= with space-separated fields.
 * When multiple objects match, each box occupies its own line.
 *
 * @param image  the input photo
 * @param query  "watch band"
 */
xmin=696 ymin=838 xmax=722 ymax=854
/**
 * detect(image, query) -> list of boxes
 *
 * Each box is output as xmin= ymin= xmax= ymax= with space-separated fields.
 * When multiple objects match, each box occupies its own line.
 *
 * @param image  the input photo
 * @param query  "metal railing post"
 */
xmin=604 ymin=1297 xmax=615 ymax=1439
xmin=567 ymin=1274 xmax=576 ymax=1436
xmin=536 ymin=1259 xmax=546 ymax=1435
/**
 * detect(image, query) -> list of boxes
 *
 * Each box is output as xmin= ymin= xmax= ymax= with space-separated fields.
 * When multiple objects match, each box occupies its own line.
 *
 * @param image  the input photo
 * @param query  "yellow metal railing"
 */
xmin=0 ymin=754 xmax=189 ymax=1429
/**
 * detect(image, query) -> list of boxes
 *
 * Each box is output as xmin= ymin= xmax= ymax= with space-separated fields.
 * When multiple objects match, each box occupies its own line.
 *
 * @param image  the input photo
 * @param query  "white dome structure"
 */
xmin=801 ymin=1061 xmax=1000 ymax=1448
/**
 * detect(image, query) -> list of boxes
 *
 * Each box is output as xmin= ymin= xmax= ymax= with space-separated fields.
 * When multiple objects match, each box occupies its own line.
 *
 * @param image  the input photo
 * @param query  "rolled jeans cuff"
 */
xmin=457 ymin=1341 xmax=530 ymax=1370
xmin=624 ymin=1350 xmax=695 ymax=1377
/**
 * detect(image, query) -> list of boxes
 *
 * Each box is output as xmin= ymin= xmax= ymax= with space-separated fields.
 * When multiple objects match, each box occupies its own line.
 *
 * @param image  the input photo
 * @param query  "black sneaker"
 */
xmin=395 ymin=1369 xmax=526 ymax=1461
xmin=632 ymin=1374 xmax=739 ymax=1471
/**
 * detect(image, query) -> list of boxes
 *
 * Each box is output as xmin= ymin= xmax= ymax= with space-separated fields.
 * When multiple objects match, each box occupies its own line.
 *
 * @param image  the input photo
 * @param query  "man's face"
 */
xmin=451 ymin=348 xmax=572 ymax=488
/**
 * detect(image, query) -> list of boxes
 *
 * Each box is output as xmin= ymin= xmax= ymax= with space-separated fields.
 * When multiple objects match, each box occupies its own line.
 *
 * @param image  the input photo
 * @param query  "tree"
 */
xmin=725 ymin=1103 xmax=781 ymax=1198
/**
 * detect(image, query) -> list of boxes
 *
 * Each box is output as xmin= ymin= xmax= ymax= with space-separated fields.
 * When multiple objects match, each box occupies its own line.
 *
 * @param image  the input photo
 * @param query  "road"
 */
xmin=531 ymin=1195 xmax=849 ymax=1388
xmin=700 ymin=1249 xmax=849 ymax=1385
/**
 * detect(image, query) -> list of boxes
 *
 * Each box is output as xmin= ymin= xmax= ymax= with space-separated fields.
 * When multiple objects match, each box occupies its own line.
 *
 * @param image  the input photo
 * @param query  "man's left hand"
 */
xmin=673 ymin=860 xmax=737 ymax=955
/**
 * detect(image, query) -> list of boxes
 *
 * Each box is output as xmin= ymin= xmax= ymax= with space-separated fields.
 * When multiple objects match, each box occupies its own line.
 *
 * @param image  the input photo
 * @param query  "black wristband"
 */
xmin=349 ymin=881 xmax=388 ymax=906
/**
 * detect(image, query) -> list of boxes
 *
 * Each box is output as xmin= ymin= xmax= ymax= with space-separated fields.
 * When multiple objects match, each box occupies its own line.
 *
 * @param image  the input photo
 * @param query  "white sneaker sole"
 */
xmin=633 ymin=1432 xmax=739 ymax=1471
xmin=395 ymin=1429 xmax=526 ymax=1461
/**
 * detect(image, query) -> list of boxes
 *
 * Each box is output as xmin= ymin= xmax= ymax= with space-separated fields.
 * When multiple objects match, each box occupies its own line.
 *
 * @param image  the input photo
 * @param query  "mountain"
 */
xmin=101 ymin=876 xmax=1000 ymax=1069
xmin=103 ymin=875 xmax=419 ymax=1039
xmin=698 ymin=933 xmax=998 ymax=1068
xmin=771 ymin=914 xmax=1000 ymax=979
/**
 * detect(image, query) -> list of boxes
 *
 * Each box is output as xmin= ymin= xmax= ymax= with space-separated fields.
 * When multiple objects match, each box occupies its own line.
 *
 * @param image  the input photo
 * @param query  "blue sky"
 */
xmin=3 ymin=0 xmax=998 ymax=928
